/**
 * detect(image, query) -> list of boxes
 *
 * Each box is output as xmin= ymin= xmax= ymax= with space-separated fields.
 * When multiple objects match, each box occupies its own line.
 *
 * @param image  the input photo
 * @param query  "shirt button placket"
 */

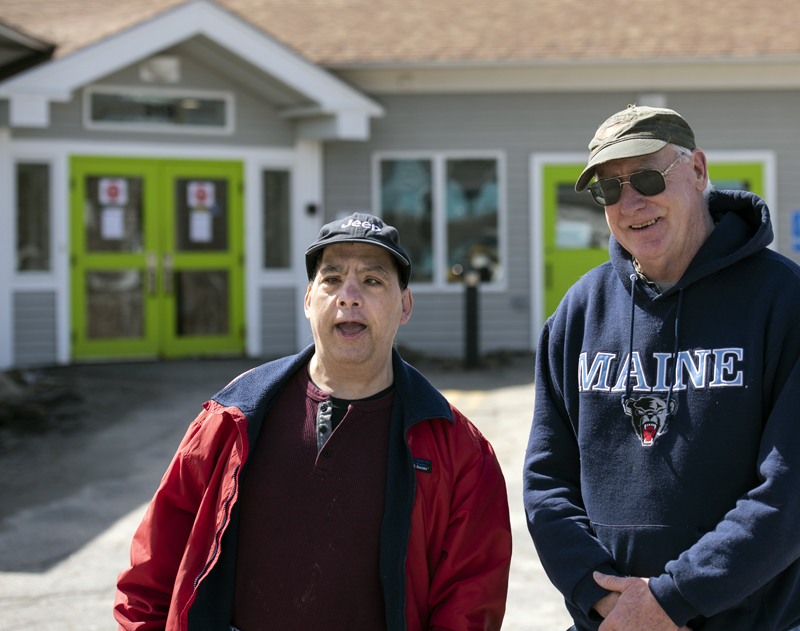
xmin=316 ymin=400 xmax=333 ymax=454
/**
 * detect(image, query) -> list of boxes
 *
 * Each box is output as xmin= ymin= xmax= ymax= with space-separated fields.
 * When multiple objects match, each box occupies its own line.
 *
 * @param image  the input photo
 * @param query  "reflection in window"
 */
xmin=174 ymin=179 xmax=228 ymax=252
xmin=713 ymin=179 xmax=750 ymax=191
xmin=86 ymin=270 xmax=144 ymax=339
xmin=84 ymin=176 xmax=144 ymax=253
xmin=557 ymin=185 xmax=610 ymax=249
xmin=263 ymin=171 xmax=291 ymax=268
xmin=176 ymin=271 xmax=229 ymax=336
xmin=17 ymin=163 xmax=50 ymax=271
xmin=380 ymin=159 xmax=433 ymax=282
xmin=90 ymin=92 xmax=227 ymax=128
xmin=446 ymin=159 xmax=500 ymax=282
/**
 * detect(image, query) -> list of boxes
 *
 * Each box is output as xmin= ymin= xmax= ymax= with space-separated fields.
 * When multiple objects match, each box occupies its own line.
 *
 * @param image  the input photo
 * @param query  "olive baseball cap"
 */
xmin=305 ymin=212 xmax=411 ymax=287
xmin=575 ymin=105 xmax=696 ymax=192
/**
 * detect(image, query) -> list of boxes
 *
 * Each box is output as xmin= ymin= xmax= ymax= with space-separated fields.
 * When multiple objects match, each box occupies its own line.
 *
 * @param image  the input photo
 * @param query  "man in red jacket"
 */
xmin=114 ymin=212 xmax=512 ymax=631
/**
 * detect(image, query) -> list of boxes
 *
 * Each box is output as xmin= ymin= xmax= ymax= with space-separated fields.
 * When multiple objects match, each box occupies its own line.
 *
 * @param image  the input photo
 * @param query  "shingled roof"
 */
xmin=0 ymin=0 xmax=795 ymax=66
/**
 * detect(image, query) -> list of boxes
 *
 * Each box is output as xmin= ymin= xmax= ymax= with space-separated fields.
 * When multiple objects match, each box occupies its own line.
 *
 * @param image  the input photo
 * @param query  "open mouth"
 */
xmin=631 ymin=218 xmax=659 ymax=230
xmin=336 ymin=322 xmax=367 ymax=336
xmin=641 ymin=421 xmax=658 ymax=445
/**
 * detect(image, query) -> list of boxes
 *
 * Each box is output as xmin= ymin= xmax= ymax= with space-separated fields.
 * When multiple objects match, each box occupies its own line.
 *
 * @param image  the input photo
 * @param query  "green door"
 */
xmin=541 ymin=160 xmax=766 ymax=319
xmin=71 ymin=157 xmax=244 ymax=360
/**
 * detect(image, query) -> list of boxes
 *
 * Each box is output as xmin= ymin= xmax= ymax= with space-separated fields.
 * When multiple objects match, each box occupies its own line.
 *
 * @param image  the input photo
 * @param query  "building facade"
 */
xmin=0 ymin=0 xmax=797 ymax=367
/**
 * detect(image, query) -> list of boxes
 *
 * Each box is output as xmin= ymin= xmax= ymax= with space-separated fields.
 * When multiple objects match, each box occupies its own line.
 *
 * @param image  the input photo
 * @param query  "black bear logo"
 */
xmin=622 ymin=396 xmax=677 ymax=447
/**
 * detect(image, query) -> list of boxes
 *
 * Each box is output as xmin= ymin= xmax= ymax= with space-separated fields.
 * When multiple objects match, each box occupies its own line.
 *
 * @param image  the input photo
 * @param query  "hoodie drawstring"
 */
xmin=665 ymin=289 xmax=683 ymax=421
xmin=622 ymin=273 xmax=683 ymax=422
xmin=622 ymin=274 xmax=638 ymax=406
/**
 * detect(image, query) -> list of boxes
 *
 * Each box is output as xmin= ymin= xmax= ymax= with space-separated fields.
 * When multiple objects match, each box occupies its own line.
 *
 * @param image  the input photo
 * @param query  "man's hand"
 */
xmin=592 ymin=590 xmax=619 ymax=618
xmin=593 ymin=572 xmax=690 ymax=631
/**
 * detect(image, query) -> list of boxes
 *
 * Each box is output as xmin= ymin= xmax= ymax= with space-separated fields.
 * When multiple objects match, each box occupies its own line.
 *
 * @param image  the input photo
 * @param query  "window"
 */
xmin=16 ymin=163 xmax=50 ymax=271
xmin=263 ymin=171 xmax=291 ymax=268
xmin=556 ymin=184 xmax=610 ymax=250
xmin=84 ymin=86 xmax=233 ymax=134
xmin=379 ymin=159 xmax=433 ymax=282
xmin=377 ymin=153 xmax=503 ymax=286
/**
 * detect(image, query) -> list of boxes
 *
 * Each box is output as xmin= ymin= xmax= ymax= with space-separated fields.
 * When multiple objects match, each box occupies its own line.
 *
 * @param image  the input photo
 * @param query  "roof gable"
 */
xmin=0 ymin=0 xmax=383 ymax=138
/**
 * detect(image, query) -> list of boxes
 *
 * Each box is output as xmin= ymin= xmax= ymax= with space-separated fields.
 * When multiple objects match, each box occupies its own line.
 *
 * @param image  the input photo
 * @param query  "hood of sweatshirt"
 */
xmin=609 ymin=189 xmax=773 ymax=298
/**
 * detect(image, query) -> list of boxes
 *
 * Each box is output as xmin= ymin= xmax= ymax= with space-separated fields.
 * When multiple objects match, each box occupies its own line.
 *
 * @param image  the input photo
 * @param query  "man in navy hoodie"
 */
xmin=523 ymin=105 xmax=800 ymax=631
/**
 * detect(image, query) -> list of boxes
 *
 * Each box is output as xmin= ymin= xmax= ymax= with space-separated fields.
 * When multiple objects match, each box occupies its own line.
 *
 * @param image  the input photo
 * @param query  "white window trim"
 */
xmin=372 ymin=150 xmax=507 ymax=293
xmin=83 ymin=85 xmax=236 ymax=136
xmin=13 ymin=157 xmax=57 ymax=281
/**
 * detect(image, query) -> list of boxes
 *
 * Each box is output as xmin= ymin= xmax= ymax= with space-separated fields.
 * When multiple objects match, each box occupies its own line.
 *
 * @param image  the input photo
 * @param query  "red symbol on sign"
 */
xmin=188 ymin=181 xmax=215 ymax=208
xmin=99 ymin=178 xmax=129 ymax=205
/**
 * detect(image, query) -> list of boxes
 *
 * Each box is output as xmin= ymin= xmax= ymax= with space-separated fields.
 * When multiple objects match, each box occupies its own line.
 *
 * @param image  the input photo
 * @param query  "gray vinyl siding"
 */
xmin=13 ymin=291 xmax=57 ymax=366
xmin=325 ymin=89 xmax=800 ymax=358
xmin=12 ymin=43 xmax=294 ymax=147
xmin=260 ymin=287 xmax=297 ymax=359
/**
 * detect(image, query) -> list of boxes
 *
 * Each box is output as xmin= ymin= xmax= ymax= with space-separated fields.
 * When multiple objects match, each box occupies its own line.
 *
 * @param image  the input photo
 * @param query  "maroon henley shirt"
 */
xmin=231 ymin=364 xmax=393 ymax=631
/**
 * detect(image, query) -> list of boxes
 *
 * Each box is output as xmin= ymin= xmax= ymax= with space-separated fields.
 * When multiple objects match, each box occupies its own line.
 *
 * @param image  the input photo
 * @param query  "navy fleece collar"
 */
xmin=213 ymin=345 xmax=453 ymax=428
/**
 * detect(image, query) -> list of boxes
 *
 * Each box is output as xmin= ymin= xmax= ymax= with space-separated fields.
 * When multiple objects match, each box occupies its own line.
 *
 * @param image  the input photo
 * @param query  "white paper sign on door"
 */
xmin=99 ymin=178 xmax=128 ymax=206
xmin=101 ymin=207 xmax=125 ymax=240
xmin=190 ymin=209 xmax=213 ymax=243
xmin=188 ymin=181 xmax=215 ymax=208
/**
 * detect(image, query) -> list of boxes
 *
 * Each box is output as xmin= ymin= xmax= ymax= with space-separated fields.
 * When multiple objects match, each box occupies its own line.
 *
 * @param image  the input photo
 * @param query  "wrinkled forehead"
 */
xmin=318 ymin=242 xmax=398 ymax=275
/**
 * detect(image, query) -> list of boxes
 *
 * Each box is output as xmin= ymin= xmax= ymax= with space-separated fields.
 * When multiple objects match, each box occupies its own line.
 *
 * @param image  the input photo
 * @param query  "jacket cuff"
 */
xmin=648 ymin=574 xmax=701 ymax=627
xmin=573 ymin=563 xmax=618 ymax=618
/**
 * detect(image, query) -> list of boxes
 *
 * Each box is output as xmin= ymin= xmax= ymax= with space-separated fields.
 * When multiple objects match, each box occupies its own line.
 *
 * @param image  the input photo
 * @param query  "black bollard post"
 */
xmin=464 ymin=270 xmax=480 ymax=368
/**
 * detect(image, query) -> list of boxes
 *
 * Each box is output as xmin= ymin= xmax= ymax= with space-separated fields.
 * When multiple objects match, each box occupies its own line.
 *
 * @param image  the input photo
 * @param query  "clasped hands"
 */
xmin=592 ymin=572 xmax=690 ymax=631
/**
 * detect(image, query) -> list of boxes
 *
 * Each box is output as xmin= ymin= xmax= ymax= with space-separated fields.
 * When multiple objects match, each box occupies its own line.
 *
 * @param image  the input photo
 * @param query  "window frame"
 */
xmin=14 ymin=160 xmax=54 ymax=276
xmin=372 ymin=150 xmax=507 ymax=292
xmin=82 ymin=85 xmax=236 ymax=136
xmin=262 ymin=169 xmax=292 ymax=270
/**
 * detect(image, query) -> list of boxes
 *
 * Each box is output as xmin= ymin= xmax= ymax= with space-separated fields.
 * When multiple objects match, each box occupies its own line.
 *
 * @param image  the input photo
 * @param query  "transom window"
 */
xmin=375 ymin=153 xmax=504 ymax=287
xmin=84 ymin=86 xmax=234 ymax=134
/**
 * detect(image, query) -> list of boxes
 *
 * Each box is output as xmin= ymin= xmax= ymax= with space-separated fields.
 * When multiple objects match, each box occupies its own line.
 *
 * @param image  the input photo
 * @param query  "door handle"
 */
xmin=146 ymin=252 xmax=157 ymax=295
xmin=163 ymin=253 xmax=173 ymax=295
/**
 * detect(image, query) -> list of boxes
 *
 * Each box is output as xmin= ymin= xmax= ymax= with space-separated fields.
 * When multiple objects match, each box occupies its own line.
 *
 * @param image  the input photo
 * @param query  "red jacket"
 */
xmin=115 ymin=347 xmax=512 ymax=631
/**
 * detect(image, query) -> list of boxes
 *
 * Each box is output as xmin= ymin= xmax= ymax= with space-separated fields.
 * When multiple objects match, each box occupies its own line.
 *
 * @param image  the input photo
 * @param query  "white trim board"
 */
xmin=335 ymin=58 xmax=800 ymax=95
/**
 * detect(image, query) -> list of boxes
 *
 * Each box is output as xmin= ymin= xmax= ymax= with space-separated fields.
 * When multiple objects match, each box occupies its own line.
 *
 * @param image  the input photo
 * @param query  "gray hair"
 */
xmin=669 ymin=143 xmax=714 ymax=201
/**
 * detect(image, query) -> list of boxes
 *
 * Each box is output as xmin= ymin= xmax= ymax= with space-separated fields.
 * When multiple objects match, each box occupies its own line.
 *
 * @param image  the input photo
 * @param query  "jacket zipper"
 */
xmin=193 ymin=464 xmax=240 ymax=589
xmin=401 ymin=416 xmax=439 ymax=631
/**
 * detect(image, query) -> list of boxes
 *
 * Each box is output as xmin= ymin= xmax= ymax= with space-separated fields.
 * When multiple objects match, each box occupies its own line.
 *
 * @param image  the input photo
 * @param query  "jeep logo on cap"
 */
xmin=341 ymin=218 xmax=382 ymax=232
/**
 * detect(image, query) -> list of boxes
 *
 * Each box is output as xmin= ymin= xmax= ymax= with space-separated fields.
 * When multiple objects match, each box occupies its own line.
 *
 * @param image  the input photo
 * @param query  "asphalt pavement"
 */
xmin=0 ymin=353 xmax=573 ymax=631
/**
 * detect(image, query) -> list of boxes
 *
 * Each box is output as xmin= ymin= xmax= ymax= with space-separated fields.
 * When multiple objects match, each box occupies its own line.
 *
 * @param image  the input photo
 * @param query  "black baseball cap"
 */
xmin=575 ymin=105 xmax=697 ymax=192
xmin=305 ymin=212 xmax=411 ymax=287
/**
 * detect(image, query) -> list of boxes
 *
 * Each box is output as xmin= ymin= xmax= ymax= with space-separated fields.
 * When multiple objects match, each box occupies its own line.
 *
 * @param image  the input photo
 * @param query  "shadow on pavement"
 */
xmin=0 ymin=350 xmax=534 ymax=572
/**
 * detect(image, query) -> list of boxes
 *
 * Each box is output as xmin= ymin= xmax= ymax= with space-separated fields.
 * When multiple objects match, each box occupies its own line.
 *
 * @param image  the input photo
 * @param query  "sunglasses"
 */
xmin=588 ymin=154 xmax=684 ymax=206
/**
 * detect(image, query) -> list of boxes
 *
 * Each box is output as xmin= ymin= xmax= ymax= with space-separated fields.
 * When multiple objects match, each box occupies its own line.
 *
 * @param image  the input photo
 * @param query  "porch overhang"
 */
xmin=0 ymin=0 xmax=383 ymax=139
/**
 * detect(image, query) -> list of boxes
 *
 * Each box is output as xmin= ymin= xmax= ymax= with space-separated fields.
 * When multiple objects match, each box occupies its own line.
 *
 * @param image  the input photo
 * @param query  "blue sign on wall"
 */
xmin=793 ymin=211 xmax=800 ymax=252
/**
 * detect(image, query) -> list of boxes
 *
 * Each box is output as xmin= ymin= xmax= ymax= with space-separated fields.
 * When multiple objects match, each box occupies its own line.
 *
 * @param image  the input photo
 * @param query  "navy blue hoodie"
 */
xmin=524 ymin=190 xmax=800 ymax=630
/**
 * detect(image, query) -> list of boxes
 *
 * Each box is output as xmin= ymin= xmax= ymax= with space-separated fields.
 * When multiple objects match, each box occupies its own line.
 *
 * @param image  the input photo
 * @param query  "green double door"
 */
xmin=542 ymin=161 xmax=766 ymax=317
xmin=71 ymin=157 xmax=244 ymax=360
